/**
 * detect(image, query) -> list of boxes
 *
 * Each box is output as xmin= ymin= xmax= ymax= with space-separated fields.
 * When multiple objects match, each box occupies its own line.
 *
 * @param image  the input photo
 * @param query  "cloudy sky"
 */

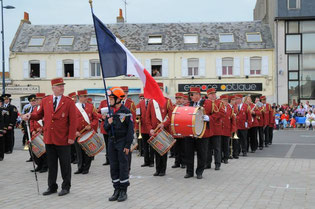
xmin=3 ymin=0 xmax=257 ymax=71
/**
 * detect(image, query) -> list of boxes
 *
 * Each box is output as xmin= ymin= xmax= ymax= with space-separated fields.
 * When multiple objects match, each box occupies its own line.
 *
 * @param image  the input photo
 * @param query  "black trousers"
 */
xmin=185 ymin=137 xmax=208 ymax=176
xmin=108 ymin=139 xmax=130 ymax=190
xmin=103 ymin=134 xmax=109 ymax=163
xmin=4 ymin=129 xmax=14 ymax=153
xmin=74 ymin=141 xmax=92 ymax=172
xmin=248 ymin=127 xmax=258 ymax=152
xmin=258 ymin=126 xmax=264 ymax=148
xmin=142 ymin=134 xmax=154 ymax=165
xmin=269 ymin=127 xmax=274 ymax=144
xmin=232 ymin=137 xmax=240 ymax=158
xmin=221 ymin=136 xmax=230 ymax=161
xmin=70 ymin=144 xmax=77 ymax=163
xmin=264 ymin=126 xmax=270 ymax=146
xmin=207 ymin=135 xmax=221 ymax=167
xmin=174 ymin=138 xmax=186 ymax=166
xmin=33 ymin=151 xmax=48 ymax=170
xmin=46 ymin=144 xmax=71 ymax=191
xmin=155 ymin=150 xmax=167 ymax=173
xmin=0 ymin=136 xmax=4 ymax=159
xmin=237 ymin=130 xmax=248 ymax=154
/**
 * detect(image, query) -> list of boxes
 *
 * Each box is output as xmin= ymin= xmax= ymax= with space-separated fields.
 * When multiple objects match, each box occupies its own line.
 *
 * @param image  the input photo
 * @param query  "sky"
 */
xmin=2 ymin=0 xmax=257 ymax=72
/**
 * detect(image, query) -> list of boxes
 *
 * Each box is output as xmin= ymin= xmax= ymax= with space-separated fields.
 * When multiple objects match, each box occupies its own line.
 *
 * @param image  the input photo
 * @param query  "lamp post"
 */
xmin=1 ymin=0 xmax=15 ymax=95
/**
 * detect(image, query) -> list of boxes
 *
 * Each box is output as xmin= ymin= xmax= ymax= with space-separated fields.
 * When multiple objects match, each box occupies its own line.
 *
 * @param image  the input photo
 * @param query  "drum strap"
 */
xmin=37 ymin=106 xmax=44 ymax=127
xmin=153 ymin=100 xmax=163 ymax=122
xmin=76 ymin=103 xmax=90 ymax=124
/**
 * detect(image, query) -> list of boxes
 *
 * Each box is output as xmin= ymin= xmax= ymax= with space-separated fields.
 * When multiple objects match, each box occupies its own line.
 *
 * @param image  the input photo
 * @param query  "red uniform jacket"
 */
xmin=263 ymin=103 xmax=271 ymax=126
xmin=136 ymin=99 xmax=150 ymax=134
xmin=30 ymin=105 xmax=44 ymax=136
xmin=98 ymin=100 xmax=108 ymax=135
xmin=236 ymin=103 xmax=252 ymax=130
xmin=221 ymin=104 xmax=235 ymax=137
xmin=257 ymin=106 xmax=264 ymax=127
xmin=250 ymin=103 xmax=261 ymax=128
xmin=31 ymin=95 xmax=77 ymax=146
xmin=269 ymin=109 xmax=275 ymax=128
xmin=204 ymin=99 xmax=225 ymax=137
xmin=76 ymin=102 xmax=99 ymax=133
xmin=123 ymin=98 xmax=136 ymax=125
xmin=145 ymin=98 xmax=173 ymax=133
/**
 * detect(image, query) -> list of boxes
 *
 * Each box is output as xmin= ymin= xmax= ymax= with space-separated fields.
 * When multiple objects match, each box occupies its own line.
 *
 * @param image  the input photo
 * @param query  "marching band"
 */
xmin=0 ymin=77 xmax=277 ymax=202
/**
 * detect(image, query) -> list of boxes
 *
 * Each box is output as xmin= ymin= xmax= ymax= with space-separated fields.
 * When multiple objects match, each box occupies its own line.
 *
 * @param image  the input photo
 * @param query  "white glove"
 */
xmin=203 ymin=115 xmax=210 ymax=122
xmin=245 ymin=122 xmax=248 ymax=128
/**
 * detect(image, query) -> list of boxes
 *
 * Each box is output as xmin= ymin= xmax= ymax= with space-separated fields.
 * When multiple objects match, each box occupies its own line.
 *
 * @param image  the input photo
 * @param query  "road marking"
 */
xmin=285 ymin=144 xmax=296 ymax=158
xmin=273 ymin=143 xmax=315 ymax=146
xmin=270 ymin=184 xmax=305 ymax=190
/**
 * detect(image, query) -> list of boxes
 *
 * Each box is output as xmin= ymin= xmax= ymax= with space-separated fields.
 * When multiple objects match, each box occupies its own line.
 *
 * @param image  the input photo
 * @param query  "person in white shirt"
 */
xmin=305 ymin=110 xmax=315 ymax=129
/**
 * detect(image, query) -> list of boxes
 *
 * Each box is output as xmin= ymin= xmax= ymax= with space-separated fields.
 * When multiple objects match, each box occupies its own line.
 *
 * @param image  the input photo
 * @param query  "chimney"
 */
xmin=116 ymin=9 xmax=124 ymax=24
xmin=22 ymin=12 xmax=31 ymax=24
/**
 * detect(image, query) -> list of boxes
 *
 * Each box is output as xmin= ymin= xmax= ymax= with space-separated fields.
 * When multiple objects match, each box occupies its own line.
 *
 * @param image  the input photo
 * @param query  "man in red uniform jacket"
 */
xmin=261 ymin=96 xmax=271 ymax=147
xmin=98 ymin=98 xmax=110 ymax=165
xmin=246 ymin=96 xmax=261 ymax=153
xmin=255 ymin=97 xmax=265 ymax=150
xmin=74 ymin=90 xmax=98 ymax=175
xmin=229 ymin=95 xmax=238 ymax=159
xmin=235 ymin=94 xmax=252 ymax=157
xmin=205 ymin=88 xmax=225 ymax=170
xmin=145 ymin=82 xmax=173 ymax=176
xmin=137 ymin=94 xmax=154 ymax=167
xmin=22 ymin=78 xmax=77 ymax=197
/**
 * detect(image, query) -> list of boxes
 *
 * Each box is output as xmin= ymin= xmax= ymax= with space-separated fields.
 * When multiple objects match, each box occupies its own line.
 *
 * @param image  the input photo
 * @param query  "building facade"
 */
xmin=8 ymin=14 xmax=274 ymax=111
xmin=255 ymin=0 xmax=315 ymax=105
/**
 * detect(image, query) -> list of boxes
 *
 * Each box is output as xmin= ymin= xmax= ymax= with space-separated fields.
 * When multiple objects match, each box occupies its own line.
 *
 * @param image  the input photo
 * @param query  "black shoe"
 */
xmin=109 ymin=189 xmax=120 ymax=201
xmin=26 ymin=158 xmax=33 ymax=162
xmin=196 ymin=174 xmax=203 ymax=179
xmin=43 ymin=188 xmax=57 ymax=196
xmin=181 ymin=164 xmax=186 ymax=169
xmin=233 ymin=156 xmax=239 ymax=159
xmin=149 ymin=164 xmax=154 ymax=167
xmin=184 ymin=174 xmax=193 ymax=178
xmin=158 ymin=172 xmax=165 ymax=176
xmin=117 ymin=190 xmax=128 ymax=202
xmin=265 ymin=144 xmax=269 ymax=148
xmin=0 ymin=157 xmax=3 ymax=161
xmin=74 ymin=170 xmax=82 ymax=174
xmin=103 ymin=161 xmax=110 ymax=166
xmin=205 ymin=165 xmax=211 ymax=169
xmin=141 ymin=164 xmax=149 ymax=167
xmin=229 ymin=156 xmax=233 ymax=159
xmin=171 ymin=164 xmax=180 ymax=168
xmin=5 ymin=151 xmax=12 ymax=154
xmin=215 ymin=165 xmax=220 ymax=170
xmin=31 ymin=167 xmax=41 ymax=172
xmin=82 ymin=170 xmax=89 ymax=174
xmin=153 ymin=172 xmax=159 ymax=176
xmin=39 ymin=168 xmax=48 ymax=173
xmin=243 ymin=152 xmax=247 ymax=157
xmin=58 ymin=189 xmax=70 ymax=196
xmin=259 ymin=147 xmax=263 ymax=150
xmin=223 ymin=159 xmax=228 ymax=164
xmin=72 ymin=160 xmax=78 ymax=164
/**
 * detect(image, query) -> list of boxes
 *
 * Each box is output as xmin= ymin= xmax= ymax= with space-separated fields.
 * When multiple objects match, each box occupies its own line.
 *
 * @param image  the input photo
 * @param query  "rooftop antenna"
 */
xmin=122 ymin=0 xmax=127 ymax=23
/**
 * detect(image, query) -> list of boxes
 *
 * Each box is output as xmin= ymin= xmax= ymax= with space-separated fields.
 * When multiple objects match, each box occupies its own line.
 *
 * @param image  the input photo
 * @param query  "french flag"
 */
xmin=92 ymin=14 xmax=166 ymax=106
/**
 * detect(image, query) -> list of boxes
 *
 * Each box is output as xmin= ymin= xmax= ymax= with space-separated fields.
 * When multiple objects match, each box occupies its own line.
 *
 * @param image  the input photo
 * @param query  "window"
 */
xmin=250 ymin=57 xmax=262 ymax=75
xmin=222 ymin=58 xmax=233 ymax=76
xmin=184 ymin=34 xmax=198 ymax=44
xmin=302 ymin=34 xmax=315 ymax=53
xmin=58 ymin=36 xmax=74 ymax=46
xmin=219 ymin=34 xmax=234 ymax=43
xmin=289 ymin=72 xmax=299 ymax=80
xmin=148 ymin=35 xmax=162 ymax=45
xmin=187 ymin=58 xmax=199 ymax=76
xmin=28 ymin=36 xmax=45 ymax=46
xmin=29 ymin=60 xmax=40 ymax=78
xmin=288 ymin=81 xmax=299 ymax=104
xmin=287 ymin=0 xmax=300 ymax=9
xmin=288 ymin=54 xmax=299 ymax=71
xmin=63 ymin=59 xmax=74 ymax=77
xmin=90 ymin=35 xmax=97 ymax=46
xmin=286 ymin=21 xmax=299 ymax=33
xmin=246 ymin=33 xmax=262 ymax=42
xmin=151 ymin=59 xmax=162 ymax=77
xmin=90 ymin=60 xmax=101 ymax=77
xmin=301 ymin=21 xmax=315 ymax=33
xmin=286 ymin=34 xmax=301 ymax=53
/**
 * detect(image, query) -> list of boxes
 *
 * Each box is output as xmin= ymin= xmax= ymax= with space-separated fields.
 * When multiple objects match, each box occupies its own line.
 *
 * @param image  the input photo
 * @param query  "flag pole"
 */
xmin=89 ymin=0 xmax=115 ymax=134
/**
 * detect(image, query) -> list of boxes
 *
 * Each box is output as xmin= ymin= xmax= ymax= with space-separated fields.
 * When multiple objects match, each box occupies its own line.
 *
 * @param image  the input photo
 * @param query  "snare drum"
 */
xmin=171 ymin=106 xmax=206 ymax=138
xmin=30 ymin=133 xmax=46 ymax=158
xmin=78 ymin=130 xmax=104 ymax=157
xmin=147 ymin=129 xmax=176 ymax=156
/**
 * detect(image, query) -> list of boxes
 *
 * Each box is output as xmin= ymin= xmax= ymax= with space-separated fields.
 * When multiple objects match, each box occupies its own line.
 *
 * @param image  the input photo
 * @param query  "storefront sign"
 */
xmin=0 ymin=86 xmax=40 ymax=94
xmin=178 ymin=83 xmax=263 ymax=92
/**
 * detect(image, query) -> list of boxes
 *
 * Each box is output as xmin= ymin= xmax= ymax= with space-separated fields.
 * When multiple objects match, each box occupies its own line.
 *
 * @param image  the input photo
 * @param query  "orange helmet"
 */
xmin=109 ymin=87 xmax=125 ymax=99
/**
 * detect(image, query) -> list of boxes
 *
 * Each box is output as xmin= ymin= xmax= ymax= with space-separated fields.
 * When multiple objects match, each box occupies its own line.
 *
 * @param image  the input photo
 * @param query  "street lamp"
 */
xmin=1 ymin=0 xmax=15 ymax=95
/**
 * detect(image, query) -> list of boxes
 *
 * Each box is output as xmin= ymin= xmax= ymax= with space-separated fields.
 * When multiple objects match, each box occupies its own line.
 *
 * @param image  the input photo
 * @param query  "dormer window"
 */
xmin=288 ymin=0 xmax=300 ymax=9
xmin=148 ymin=35 xmax=162 ymax=45
xmin=90 ymin=35 xmax=97 ymax=46
xmin=184 ymin=34 xmax=198 ymax=44
xmin=219 ymin=33 xmax=234 ymax=43
xmin=246 ymin=32 xmax=262 ymax=42
xmin=58 ymin=36 xmax=74 ymax=46
xmin=28 ymin=36 xmax=45 ymax=47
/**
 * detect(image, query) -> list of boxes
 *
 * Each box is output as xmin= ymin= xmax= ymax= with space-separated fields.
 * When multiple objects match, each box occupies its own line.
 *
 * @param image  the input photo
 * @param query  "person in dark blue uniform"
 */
xmin=104 ymin=87 xmax=134 ymax=202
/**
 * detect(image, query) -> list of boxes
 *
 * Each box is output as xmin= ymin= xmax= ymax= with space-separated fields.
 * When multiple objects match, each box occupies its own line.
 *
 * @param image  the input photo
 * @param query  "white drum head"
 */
xmin=194 ymin=108 xmax=205 ymax=136
xmin=78 ymin=131 xmax=94 ymax=142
